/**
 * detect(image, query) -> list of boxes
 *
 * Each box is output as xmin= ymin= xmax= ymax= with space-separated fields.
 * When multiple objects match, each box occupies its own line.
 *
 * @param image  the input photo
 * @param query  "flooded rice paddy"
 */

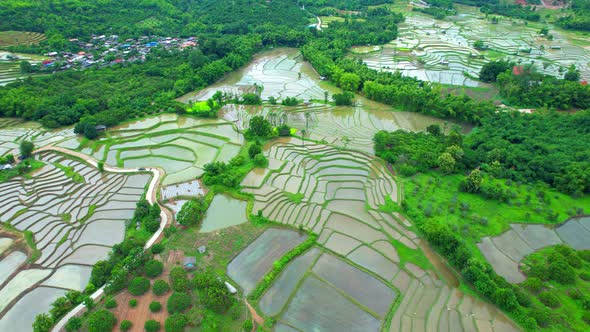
xmin=479 ymin=216 xmax=590 ymax=283
xmin=356 ymin=5 xmax=590 ymax=86
xmin=0 ymin=152 xmax=150 ymax=328
xmin=200 ymin=195 xmax=248 ymax=232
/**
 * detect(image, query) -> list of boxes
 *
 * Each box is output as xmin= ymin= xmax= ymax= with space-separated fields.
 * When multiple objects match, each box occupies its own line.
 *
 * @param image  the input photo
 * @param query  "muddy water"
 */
xmin=418 ymin=239 xmax=459 ymax=288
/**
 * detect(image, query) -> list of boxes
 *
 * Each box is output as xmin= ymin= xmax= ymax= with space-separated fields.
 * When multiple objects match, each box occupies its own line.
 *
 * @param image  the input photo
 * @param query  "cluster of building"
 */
xmin=38 ymin=35 xmax=198 ymax=71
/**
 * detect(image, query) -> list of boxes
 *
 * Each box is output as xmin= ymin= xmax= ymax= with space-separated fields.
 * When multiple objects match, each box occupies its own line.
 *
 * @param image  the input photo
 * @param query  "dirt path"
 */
xmin=38 ymin=145 xmax=174 ymax=332
xmin=246 ymin=300 xmax=264 ymax=328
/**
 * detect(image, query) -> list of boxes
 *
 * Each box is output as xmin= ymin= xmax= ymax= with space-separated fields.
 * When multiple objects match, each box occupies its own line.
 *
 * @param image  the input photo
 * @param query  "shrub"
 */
xmin=514 ymin=288 xmax=532 ymax=307
xmin=579 ymin=250 xmax=590 ymax=262
xmin=185 ymin=307 xmax=204 ymax=327
xmin=145 ymin=260 xmax=164 ymax=278
xmin=580 ymin=271 xmax=590 ymax=281
xmin=253 ymin=154 xmax=268 ymax=167
xmin=583 ymin=311 xmax=590 ymax=325
xmin=65 ymin=317 xmax=82 ymax=332
xmin=493 ymin=288 xmax=519 ymax=312
xmin=539 ymin=291 xmax=560 ymax=308
xmin=104 ymin=298 xmax=117 ymax=309
xmin=548 ymin=259 xmax=576 ymax=284
xmin=522 ymin=277 xmax=544 ymax=293
xmin=569 ymin=288 xmax=584 ymax=300
xmin=153 ymin=279 xmax=171 ymax=296
xmin=129 ymin=299 xmax=138 ymax=307
xmin=242 ymin=319 xmax=253 ymax=331
xmin=33 ymin=313 xmax=53 ymax=332
xmin=530 ymin=308 xmax=552 ymax=328
xmin=201 ymin=283 xmax=234 ymax=313
xmin=86 ymin=310 xmax=117 ymax=332
xmin=120 ymin=320 xmax=132 ymax=331
xmin=248 ymin=143 xmax=262 ymax=159
xmin=144 ymin=320 xmax=161 ymax=332
xmin=228 ymin=303 xmax=243 ymax=320
xmin=150 ymin=301 xmax=162 ymax=312
xmin=128 ymin=276 xmax=150 ymax=295
xmin=165 ymin=313 xmax=188 ymax=332
xmin=167 ymin=292 xmax=192 ymax=313
xmin=169 ymin=267 xmax=190 ymax=292
xmin=151 ymin=243 xmax=165 ymax=254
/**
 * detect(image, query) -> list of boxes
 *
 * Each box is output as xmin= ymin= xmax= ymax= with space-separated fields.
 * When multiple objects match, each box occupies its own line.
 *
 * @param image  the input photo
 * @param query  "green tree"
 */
xmin=165 ymin=313 xmax=188 ymax=332
xmin=564 ymin=64 xmax=580 ymax=81
xmin=20 ymin=60 xmax=33 ymax=73
xmin=437 ymin=152 xmax=456 ymax=174
xmin=473 ymin=40 xmax=485 ymax=50
xmin=248 ymin=116 xmax=271 ymax=137
xmin=153 ymin=279 xmax=171 ymax=296
xmin=86 ymin=310 xmax=116 ymax=332
xmin=248 ymin=142 xmax=262 ymax=159
xmin=33 ymin=313 xmax=53 ymax=332
xmin=145 ymin=259 xmax=164 ymax=278
xmin=128 ymin=276 xmax=150 ymax=296
xmin=144 ymin=320 xmax=161 ymax=332
xmin=150 ymin=301 xmax=162 ymax=312
xmin=167 ymin=292 xmax=192 ymax=313
xmin=170 ymin=266 xmax=190 ymax=292
xmin=339 ymin=73 xmax=361 ymax=91
xmin=120 ymin=320 xmax=132 ymax=331
xmin=20 ymin=140 xmax=34 ymax=159
xmin=65 ymin=317 xmax=82 ymax=332
xmin=176 ymin=198 xmax=206 ymax=227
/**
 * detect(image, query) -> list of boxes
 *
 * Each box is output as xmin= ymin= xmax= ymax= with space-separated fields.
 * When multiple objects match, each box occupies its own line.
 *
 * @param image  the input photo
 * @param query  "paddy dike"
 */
xmin=478 ymin=217 xmax=590 ymax=283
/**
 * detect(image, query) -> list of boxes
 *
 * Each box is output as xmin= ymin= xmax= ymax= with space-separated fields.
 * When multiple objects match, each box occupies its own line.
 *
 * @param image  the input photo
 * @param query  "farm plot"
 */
xmin=200 ymin=194 xmax=248 ymax=232
xmin=0 ymin=51 xmax=49 ymax=86
xmin=178 ymin=48 xmax=327 ymax=103
xmin=0 ymin=152 xmax=150 ymax=327
xmin=0 ymin=118 xmax=74 ymax=156
xmin=227 ymin=228 xmax=307 ymax=294
xmin=220 ymin=101 xmax=452 ymax=154
xmin=78 ymin=114 xmax=243 ymax=185
xmin=241 ymin=140 xmax=518 ymax=331
xmin=0 ymin=31 xmax=45 ymax=48
xmin=479 ymin=217 xmax=590 ymax=283
xmin=357 ymin=8 xmax=590 ymax=86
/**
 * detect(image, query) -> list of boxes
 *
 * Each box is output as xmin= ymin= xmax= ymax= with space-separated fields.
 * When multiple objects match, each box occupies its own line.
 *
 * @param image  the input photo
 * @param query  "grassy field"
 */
xmin=0 ymin=31 xmax=45 ymax=47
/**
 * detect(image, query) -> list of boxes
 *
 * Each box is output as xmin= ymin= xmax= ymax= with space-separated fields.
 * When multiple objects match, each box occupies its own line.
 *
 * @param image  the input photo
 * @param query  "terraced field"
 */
xmin=0 ymin=118 xmax=75 ymax=157
xmin=479 ymin=217 xmax=590 ymax=283
xmin=0 ymin=31 xmax=45 ymax=47
xmin=0 ymin=152 xmax=150 ymax=331
xmin=179 ymin=48 xmax=327 ymax=103
xmin=239 ymin=140 xmax=518 ymax=331
xmin=356 ymin=6 xmax=590 ymax=86
xmin=72 ymin=114 xmax=243 ymax=185
xmin=0 ymin=51 xmax=48 ymax=86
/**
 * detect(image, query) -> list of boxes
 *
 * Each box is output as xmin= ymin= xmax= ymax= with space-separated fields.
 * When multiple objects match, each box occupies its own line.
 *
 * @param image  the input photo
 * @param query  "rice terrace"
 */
xmin=0 ymin=0 xmax=590 ymax=332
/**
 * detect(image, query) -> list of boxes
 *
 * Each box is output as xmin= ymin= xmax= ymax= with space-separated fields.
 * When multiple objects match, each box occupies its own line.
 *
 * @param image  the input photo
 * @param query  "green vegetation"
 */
xmin=144 ymin=320 xmax=160 ymax=332
xmin=120 ymin=320 xmax=132 ymax=331
xmin=0 ymin=159 xmax=44 ymax=183
xmin=20 ymin=140 xmax=34 ymax=158
xmin=153 ymin=280 xmax=171 ymax=296
xmin=52 ymin=162 xmax=85 ymax=183
xmin=176 ymin=198 xmax=207 ymax=227
xmin=64 ymin=316 xmax=82 ymax=332
xmin=145 ymin=259 xmax=164 ymax=278
xmin=249 ymin=233 xmax=317 ymax=301
xmin=128 ymin=276 xmax=151 ymax=296
xmin=86 ymin=310 xmax=117 ymax=332
xmin=149 ymin=301 xmax=162 ymax=313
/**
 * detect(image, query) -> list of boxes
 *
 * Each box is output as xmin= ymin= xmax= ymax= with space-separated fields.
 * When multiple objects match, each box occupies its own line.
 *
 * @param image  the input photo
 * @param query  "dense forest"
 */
xmin=558 ymin=0 xmax=590 ymax=31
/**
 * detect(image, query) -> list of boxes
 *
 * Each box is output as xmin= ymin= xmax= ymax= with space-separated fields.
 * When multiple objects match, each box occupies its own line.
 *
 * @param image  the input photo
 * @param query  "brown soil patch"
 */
xmin=110 ymin=250 xmax=185 ymax=331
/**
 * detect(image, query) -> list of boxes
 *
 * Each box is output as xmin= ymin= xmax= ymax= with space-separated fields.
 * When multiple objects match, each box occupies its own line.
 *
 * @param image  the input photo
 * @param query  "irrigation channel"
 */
xmin=0 ymin=48 xmax=522 ymax=331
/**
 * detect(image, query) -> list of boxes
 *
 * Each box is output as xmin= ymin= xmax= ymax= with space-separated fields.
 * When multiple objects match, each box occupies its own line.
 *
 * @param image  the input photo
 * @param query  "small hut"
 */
xmin=183 ymin=257 xmax=197 ymax=271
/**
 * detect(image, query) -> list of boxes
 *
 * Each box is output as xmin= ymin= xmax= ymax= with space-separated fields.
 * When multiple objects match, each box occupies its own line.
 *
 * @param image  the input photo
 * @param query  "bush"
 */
xmin=583 ymin=311 xmax=590 ymax=325
xmin=153 ymin=279 xmax=171 ymax=296
xmin=33 ymin=314 xmax=53 ymax=332
xmin=169 ymin=267 xmax=190 ymax=292
xmin=185 ymin=307 xmax=204 ymax=327
xmin=522 ymin=277 xmax=544 ymax=293
xmin=539 ymin=291 xmax=561 ymax=308
xmin=493 ymin=288 xmax=519 ymax=312
xmin=150 ymin=301 xmax=162 ymax=312
xmin=548 ymin=259 xmax=576 ymax=284
xmin=228 ymin=303 xmax=243 ymax=320
xmin=151 ymin=243 xmax=165 ymax=254
xmin=248 ymin=143 xmax=262 ymax=159
xmin=120 ymin=320 xmax=132 ymax=331
xmin=128 ymin=276 xmax=150 ymax=295
xmin=201 ymin=283 xmax=234 ymax=313
xmin=514 ymin=288 xmax=532 ymax=307
xmin=253 ymin=154 xmax=268 ymax=167
xmin=530 ymin=308 xmax=552 ymax=328
xmin=242 ymin=319 xmax=253 ymax=331
xmin=144 ymin=320 xmax=161 ymax=332
xmin=165 ymin=313 xmax=188 ymax=332
xmin=167 ymin=292 xmax=192 ymax=314
xmin=145 ymin=260 xmax=164 ymax=278
xmin=65 ymin=317 xmax=82 ymax=332
xmin=104 ymin=298 xmax=117 ymax=309
xmin=581 ymin=271 xmax=590 ymax=281
xmin=579 ymin=250 xmax=590 ymax=262
xmin=86 ymin=310 xmax=117 ymax=332
xmin=129 ymin=299 xmax=138 ymax=307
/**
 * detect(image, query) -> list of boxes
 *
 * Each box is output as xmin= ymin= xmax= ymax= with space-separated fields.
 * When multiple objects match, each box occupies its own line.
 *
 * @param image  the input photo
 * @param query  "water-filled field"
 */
xmin=356 ymin=5 xmax=590 ymax=86
xmin=479 ymin=217 xmax=590 ymax=283
xmin=0 ymin=152 xmax=150 ymax=328
xmin=0 ymin=51 xmax=48 ymax=86
xmin=239 ymin=140 xmax=518 ymax=331
xmin=200 ymin=195 xmax=248 ymax=232
xmin=73 ymin=114 xmax=244 ymax=185
xmin=0 ymin=118 xmax=75 ymax=156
